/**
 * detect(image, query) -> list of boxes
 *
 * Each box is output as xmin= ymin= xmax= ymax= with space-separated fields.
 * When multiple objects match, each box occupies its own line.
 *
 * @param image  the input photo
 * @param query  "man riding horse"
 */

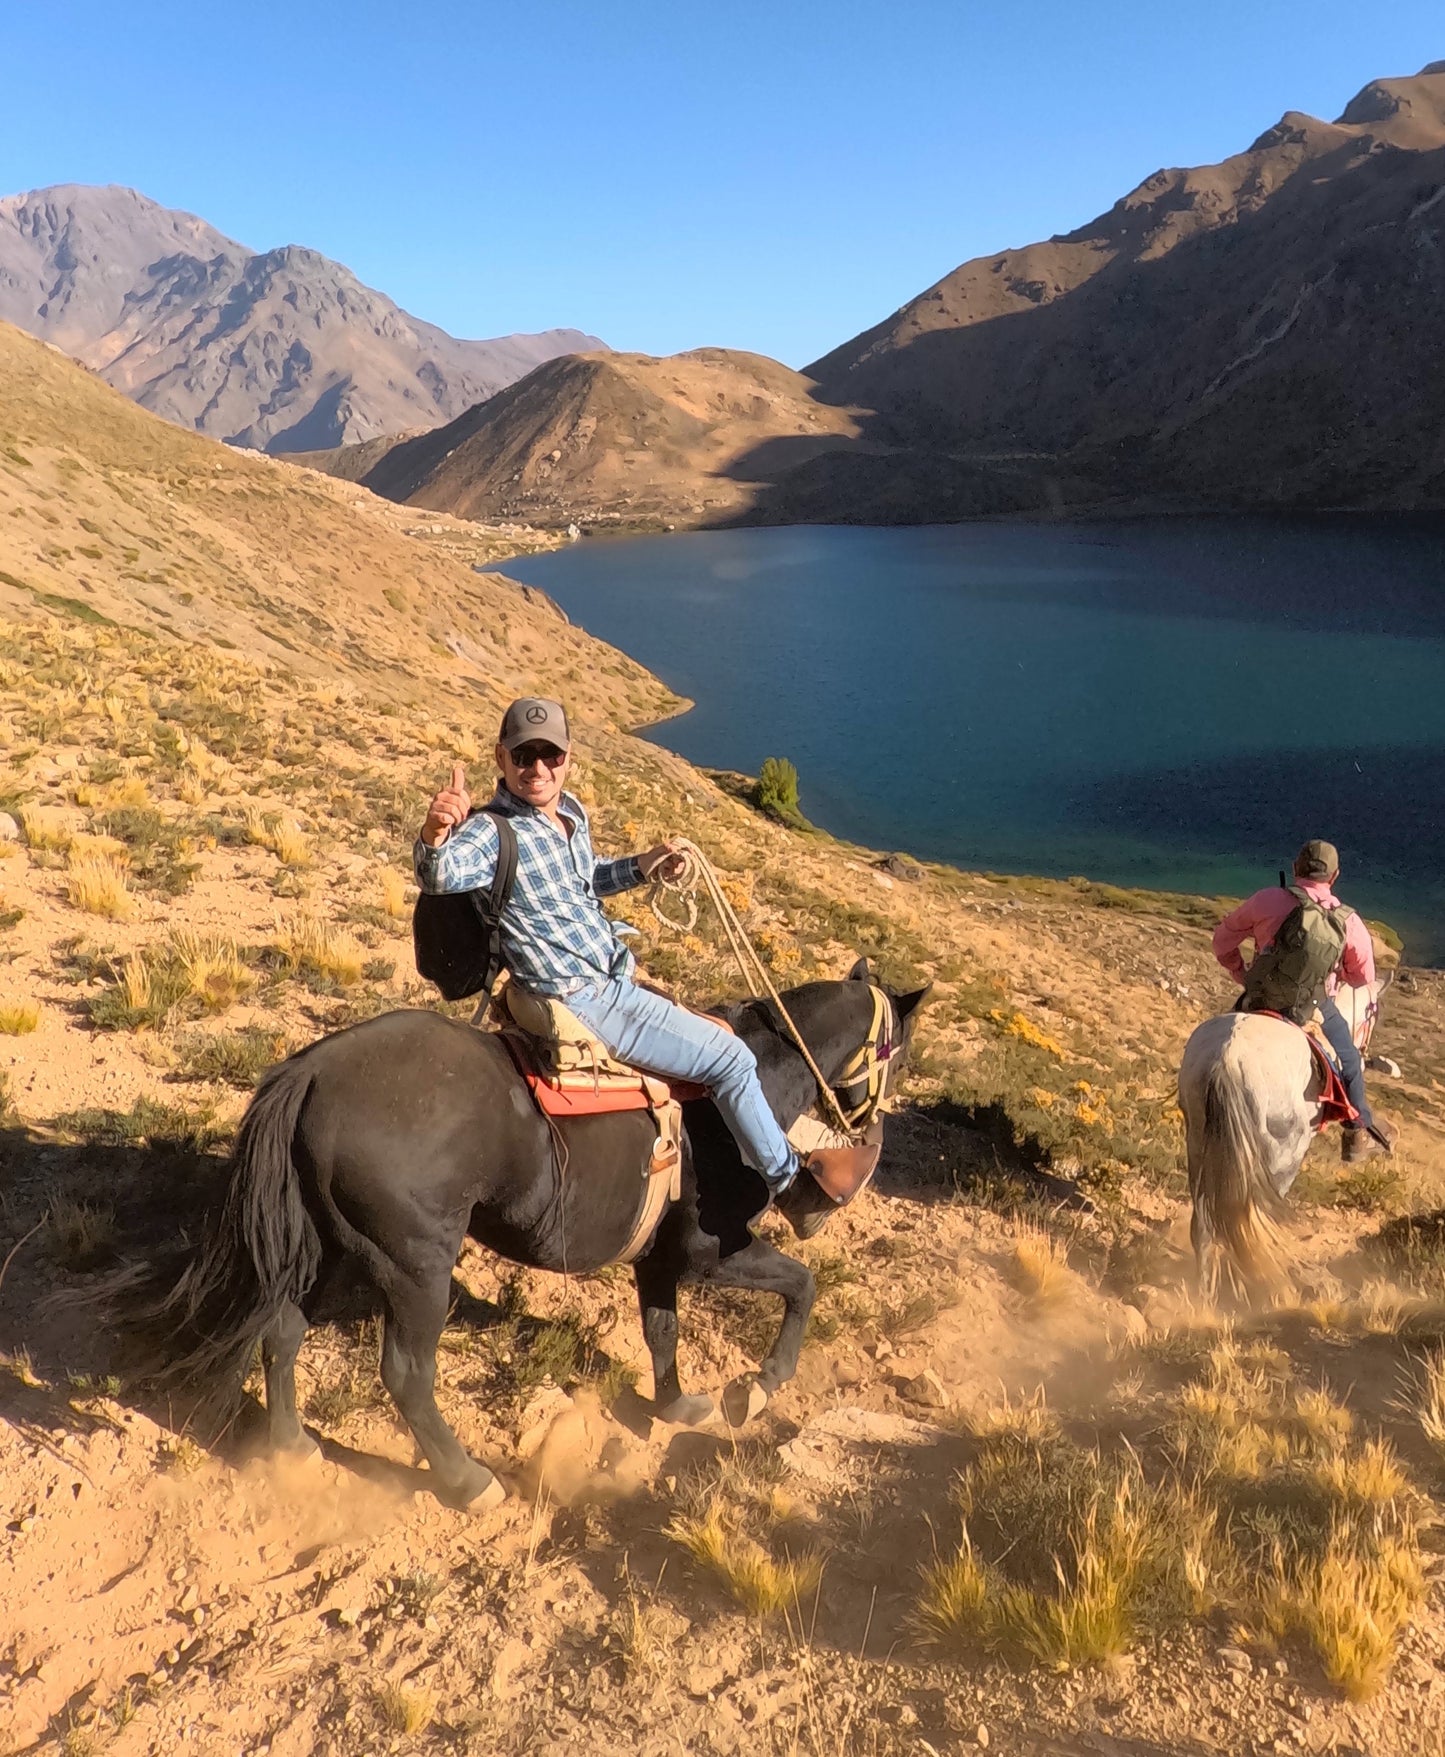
xmin=1211 ymin=838 xmax=1397 ymax=1164
xmin=413 ymin=697 xmax=882 ymax=1234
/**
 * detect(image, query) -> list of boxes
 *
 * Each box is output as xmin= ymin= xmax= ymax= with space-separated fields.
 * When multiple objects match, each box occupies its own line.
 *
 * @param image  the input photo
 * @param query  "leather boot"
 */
xmin=1342 ymin=1126 xmax=1385 ymax=1165
xmin=774 ymin=1133 xmax=883 ymax=1241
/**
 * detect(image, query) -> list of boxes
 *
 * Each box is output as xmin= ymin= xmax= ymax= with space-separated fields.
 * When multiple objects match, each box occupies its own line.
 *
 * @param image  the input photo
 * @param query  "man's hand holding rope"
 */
xmin=636 ymin=838 xmax=688 ymax=883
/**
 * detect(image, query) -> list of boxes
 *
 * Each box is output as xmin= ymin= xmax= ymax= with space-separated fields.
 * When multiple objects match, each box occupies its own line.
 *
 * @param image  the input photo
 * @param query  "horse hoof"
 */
xmin=273 ymin=1429 xmax=321 ymax=1463
xmin=656 ymin=1393 xmax=717 ymax=1427
xmin=439 ymin=1463 xmax=505 ymax=1511
xmin=722 ymin=1377 xmax=769 ymax=1428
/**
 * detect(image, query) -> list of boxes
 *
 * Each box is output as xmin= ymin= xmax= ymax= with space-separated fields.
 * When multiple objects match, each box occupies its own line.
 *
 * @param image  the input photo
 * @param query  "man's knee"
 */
xmin=707 ymin=1032 xmax=757 ymax=1087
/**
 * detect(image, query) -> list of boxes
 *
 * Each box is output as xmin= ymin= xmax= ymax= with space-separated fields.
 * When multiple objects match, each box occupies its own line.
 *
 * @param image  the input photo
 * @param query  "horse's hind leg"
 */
xmin=706 ymin=1238 xmax=814 ymax=1423
xmin=380 ymin=1274 xmax=503 ymax=1510
xmin=634 ymin=1254 xmax=714 ymax=1426
xmin=261 ymin=1298 xmax=317 ymax=1458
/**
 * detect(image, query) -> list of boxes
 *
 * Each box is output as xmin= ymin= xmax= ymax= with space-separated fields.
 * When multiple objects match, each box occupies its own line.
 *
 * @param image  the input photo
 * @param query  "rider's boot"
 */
xmin=774 ymin=1132 xmax=883 ymax=1241
xmin=1342 ymin=1122 xmax=1395 ymax=1164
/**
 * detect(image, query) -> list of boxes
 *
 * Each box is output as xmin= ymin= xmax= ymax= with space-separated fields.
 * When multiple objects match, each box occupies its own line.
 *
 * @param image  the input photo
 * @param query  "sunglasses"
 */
xmin=510 ymin=743 xmax=568 ymax=770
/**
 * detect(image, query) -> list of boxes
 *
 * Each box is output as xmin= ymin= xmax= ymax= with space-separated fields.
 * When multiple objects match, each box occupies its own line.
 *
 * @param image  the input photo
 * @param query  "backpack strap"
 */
xmin=487 ymin=811 xmax=518 ymax=919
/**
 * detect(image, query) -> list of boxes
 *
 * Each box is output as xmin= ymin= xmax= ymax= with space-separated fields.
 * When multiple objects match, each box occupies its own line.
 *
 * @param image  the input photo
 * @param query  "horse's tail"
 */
xmin=89 ymin=1052 xmax=321 ymax=1416
xmin=1188 ymin=1050 xmax=1288 ymax=1303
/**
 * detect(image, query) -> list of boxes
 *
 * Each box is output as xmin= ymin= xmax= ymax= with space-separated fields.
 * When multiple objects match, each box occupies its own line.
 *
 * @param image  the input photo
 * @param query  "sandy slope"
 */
xmin=1 ymin=334 xmax=1445 ymax=1757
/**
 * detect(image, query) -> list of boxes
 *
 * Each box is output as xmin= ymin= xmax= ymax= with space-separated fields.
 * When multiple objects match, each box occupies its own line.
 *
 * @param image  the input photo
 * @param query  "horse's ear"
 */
xmin=896 ymin=983 xmax=932 ymax=1020
xmin=847 ymin=956 xmax=871 ymax=983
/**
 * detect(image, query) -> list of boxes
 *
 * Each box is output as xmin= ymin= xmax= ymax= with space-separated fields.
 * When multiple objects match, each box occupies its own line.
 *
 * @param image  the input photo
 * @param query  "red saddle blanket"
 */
xmin=1254 ymin=1012 xmax=1357 ymax=1128
xmin=500 ymin=1032 xmax=709 ymax=1119
xmin=1307 ymin=1039 xmax=1358 ymax=1130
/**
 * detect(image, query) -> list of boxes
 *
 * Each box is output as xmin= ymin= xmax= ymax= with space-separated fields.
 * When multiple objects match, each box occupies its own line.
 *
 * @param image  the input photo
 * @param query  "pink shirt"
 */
xmin=1212 ymin=879 xmax=1375 ymax=993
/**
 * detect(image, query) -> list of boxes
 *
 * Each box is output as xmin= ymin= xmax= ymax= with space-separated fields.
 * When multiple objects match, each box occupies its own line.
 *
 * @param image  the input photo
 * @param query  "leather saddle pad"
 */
xmin=500 ymin=1029 xmax=672 ymax=1118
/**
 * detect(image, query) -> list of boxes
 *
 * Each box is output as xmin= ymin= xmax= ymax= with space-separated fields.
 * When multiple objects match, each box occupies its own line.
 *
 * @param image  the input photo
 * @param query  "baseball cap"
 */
xmin=499 ymin=697 xmax=571 ymax=754
xmin=1294 ymin=839 xmax=1340 ymax=880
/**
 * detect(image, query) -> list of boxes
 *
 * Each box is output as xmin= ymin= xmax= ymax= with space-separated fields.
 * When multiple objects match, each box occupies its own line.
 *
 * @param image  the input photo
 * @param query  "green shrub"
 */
xmin=755 ymin=757 xmax=809 ymax=829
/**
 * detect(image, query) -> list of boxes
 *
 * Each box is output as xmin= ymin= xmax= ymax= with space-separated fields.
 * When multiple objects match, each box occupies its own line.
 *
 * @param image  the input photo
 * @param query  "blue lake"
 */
xmin=488 ymin=519 xmax=1445 ymax=963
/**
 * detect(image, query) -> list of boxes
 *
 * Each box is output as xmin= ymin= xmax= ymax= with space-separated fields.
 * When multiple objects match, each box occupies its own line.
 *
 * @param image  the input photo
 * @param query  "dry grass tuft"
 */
xmin=19 ymin=806 xmax=72 ymax=851
xmin=921 ymin=1435 xmax=1196 ymax=1670
xmin=46 ymin=1196 xmax=116 ymax=1269
xmin=274 ymin=915 xmax=363 ymax=988
xmin=67 ymin=830 xmax=129 ymax=864
xmin=0 ymin=1001 xmax=39 ymax=1034
xmin=917 ymin=1531 xmax=990 ymax=1640
xmin=378 ymin=865 xmax=409 ymax=918
xmin=1413 ymin=1349 xmax=1445 ymax=1456
xmin=245 ymin=807 xmax=312 ymax=867
xmin=375 ymin=1681 xmax=435 ymax=1734
xmin=668 ymin=1504 xmax=822 ymax=1618
xmin=64 ymin=853 xmax=134 ymax=919
xmin=171 ymin=931 xmax=253 ymax=1013
xmin=966 ymin=1383 xmax=1059 ymax=1443
xmin=1284 ymin=1531 xmax=1425 ymax=1701
xmin=615 ymin=1571 xmax=673 ymax=1685
xmin=1312 ymin=1437 xmax=1407 ymax=1507
xmin=1358 ymin=1280 xmax=1411 ymax=1336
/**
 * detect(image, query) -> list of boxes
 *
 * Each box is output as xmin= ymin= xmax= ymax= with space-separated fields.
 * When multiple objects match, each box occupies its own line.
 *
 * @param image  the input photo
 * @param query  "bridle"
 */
xmin=829 ymin=985 xmax=899 ymax=1132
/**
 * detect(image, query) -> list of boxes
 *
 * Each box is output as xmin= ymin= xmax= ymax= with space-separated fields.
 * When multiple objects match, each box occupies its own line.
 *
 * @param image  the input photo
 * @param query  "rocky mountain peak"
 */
xmin=0 ymin=184 xmax=604 ymax=452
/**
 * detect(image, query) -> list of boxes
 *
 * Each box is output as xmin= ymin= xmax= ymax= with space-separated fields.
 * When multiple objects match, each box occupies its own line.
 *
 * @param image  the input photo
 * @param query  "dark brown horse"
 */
xmin=99 ymin=960 xmax=927 ymax=1506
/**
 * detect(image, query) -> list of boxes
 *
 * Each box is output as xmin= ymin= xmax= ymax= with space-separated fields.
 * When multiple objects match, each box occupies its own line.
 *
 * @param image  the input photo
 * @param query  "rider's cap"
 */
xmin=499 ymin=697 xmax=571 ymax=754
xmin=1294 ymin=839 xmax=1340 ymax=880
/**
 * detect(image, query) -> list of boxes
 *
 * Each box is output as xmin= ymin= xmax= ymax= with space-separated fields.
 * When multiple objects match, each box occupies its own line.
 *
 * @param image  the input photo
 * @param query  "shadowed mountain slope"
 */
xmin=0 ymin=185 xmax=603 ymax=454
xmin=807 ymin=65 xmax=1445 ymax=513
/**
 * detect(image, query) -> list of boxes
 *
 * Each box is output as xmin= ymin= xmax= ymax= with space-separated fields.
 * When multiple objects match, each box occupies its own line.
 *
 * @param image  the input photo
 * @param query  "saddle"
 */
xmin=494 ymin=981 xmax=685 ymax=1264
xmin=1251 ymin=1007 xmax=1358 ymax=1129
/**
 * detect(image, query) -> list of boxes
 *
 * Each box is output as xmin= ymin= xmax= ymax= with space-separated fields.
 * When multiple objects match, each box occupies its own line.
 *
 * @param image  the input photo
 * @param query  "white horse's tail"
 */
xmin=1188 ymin=1054 xmax=1289 ymax=1303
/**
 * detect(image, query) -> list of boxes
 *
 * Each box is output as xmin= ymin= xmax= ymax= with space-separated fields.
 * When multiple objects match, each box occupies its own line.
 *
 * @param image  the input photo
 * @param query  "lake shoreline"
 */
xmin=487 ymin=518 xmax=1445 ymax=964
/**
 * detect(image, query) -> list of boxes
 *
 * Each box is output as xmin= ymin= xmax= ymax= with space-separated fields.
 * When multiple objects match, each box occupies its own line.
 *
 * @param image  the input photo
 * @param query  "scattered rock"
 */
xmin=1216 ymin=1645 xmax=1252 ymax=1674
xmin=685 ymin=1661 xmax=727 ymax=1700
xmin=875 ymin=853 xmax=924 ymax=883
xmin=898 ymin=1367 xmax=951 ymax=1409
xmin=489 ymin=1636 xmax=531 ymax=1700
xmin=975 ymin=1724 xmax=990 ymax=1749
xmin=778 ymin=1405 xmax=948 ymax=1485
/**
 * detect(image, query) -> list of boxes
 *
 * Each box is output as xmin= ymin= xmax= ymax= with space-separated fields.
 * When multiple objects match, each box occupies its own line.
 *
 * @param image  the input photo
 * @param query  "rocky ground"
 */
xmin=2 ymin=615 xmax=1445 ymax=1757
xmin=2 ymin=324 xmax=1445 ymax=1757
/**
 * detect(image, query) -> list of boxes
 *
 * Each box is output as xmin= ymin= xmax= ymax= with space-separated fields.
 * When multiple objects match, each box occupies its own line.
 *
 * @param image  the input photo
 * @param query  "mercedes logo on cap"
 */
xmin=526 ymin=706 xmax=547 ymax=723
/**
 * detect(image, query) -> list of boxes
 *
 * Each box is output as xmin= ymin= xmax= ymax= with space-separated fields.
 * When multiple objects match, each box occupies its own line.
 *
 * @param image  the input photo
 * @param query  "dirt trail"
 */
xmin=3 ymin=326 xmax=1445 ymax=1752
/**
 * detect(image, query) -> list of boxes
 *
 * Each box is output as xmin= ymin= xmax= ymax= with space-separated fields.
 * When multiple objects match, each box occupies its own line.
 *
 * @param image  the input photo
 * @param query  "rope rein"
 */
xmin=647 ymin=838 xmax=861 ymax=1138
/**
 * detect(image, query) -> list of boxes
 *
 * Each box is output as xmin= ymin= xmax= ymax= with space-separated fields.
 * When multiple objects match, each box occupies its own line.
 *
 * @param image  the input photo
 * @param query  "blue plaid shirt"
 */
xmin=413 ymin=785 xmax=645 ymax=998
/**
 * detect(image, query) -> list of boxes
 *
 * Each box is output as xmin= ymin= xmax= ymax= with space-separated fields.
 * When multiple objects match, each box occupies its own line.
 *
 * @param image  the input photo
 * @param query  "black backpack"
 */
xmin=412 ymin=810 xmax=519 ymax=1002
xmin=1240 ymin=876 xmax=1353 ymax=1025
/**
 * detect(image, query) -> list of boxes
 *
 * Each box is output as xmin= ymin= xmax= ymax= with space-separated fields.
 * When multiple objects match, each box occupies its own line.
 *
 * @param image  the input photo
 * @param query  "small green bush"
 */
xmin=755 ymin=757 xmax=809 ymax=830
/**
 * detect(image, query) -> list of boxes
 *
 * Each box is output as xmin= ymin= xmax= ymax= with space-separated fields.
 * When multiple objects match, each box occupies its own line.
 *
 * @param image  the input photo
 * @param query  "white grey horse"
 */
xmin=1178 ymin=1011 xmax=1324 ymax=1299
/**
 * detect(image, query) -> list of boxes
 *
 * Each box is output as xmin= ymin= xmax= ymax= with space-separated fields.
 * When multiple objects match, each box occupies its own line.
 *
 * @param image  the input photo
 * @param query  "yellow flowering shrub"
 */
xmin=992 ymin=1010 xmax=1066 ymax=1060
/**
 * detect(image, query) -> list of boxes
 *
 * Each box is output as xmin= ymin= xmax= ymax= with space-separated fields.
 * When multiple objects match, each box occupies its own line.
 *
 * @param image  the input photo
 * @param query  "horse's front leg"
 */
xmin=706 ymin=1237 xmax=815 ymax=1422
xmin=634 ymin=1252 xmax=715 ymax=1426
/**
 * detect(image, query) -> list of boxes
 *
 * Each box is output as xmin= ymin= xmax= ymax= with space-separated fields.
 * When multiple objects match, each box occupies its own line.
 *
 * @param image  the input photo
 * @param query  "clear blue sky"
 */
xmin=3 ymin=3 xmax=1441 ymax=366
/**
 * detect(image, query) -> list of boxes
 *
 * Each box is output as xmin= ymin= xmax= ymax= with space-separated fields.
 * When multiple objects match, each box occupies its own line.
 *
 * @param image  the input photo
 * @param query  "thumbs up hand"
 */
xmin=422 ymin=764 xmax=472 ymax=848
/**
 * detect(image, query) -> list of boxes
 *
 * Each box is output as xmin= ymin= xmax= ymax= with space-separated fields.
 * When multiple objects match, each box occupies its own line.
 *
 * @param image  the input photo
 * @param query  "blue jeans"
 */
xmin=565 ymin=978 xmax=799 ymax=1189
xmin=1319 ymin=997 xmax=1374 ymax=1132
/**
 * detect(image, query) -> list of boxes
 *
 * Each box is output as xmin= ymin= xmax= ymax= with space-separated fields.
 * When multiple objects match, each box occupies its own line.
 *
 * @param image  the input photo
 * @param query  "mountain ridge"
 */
xmin=0 ymin=184 xmax=604 ymax=454
xmin=802 ymin=64 xmax=1445 ymax=514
